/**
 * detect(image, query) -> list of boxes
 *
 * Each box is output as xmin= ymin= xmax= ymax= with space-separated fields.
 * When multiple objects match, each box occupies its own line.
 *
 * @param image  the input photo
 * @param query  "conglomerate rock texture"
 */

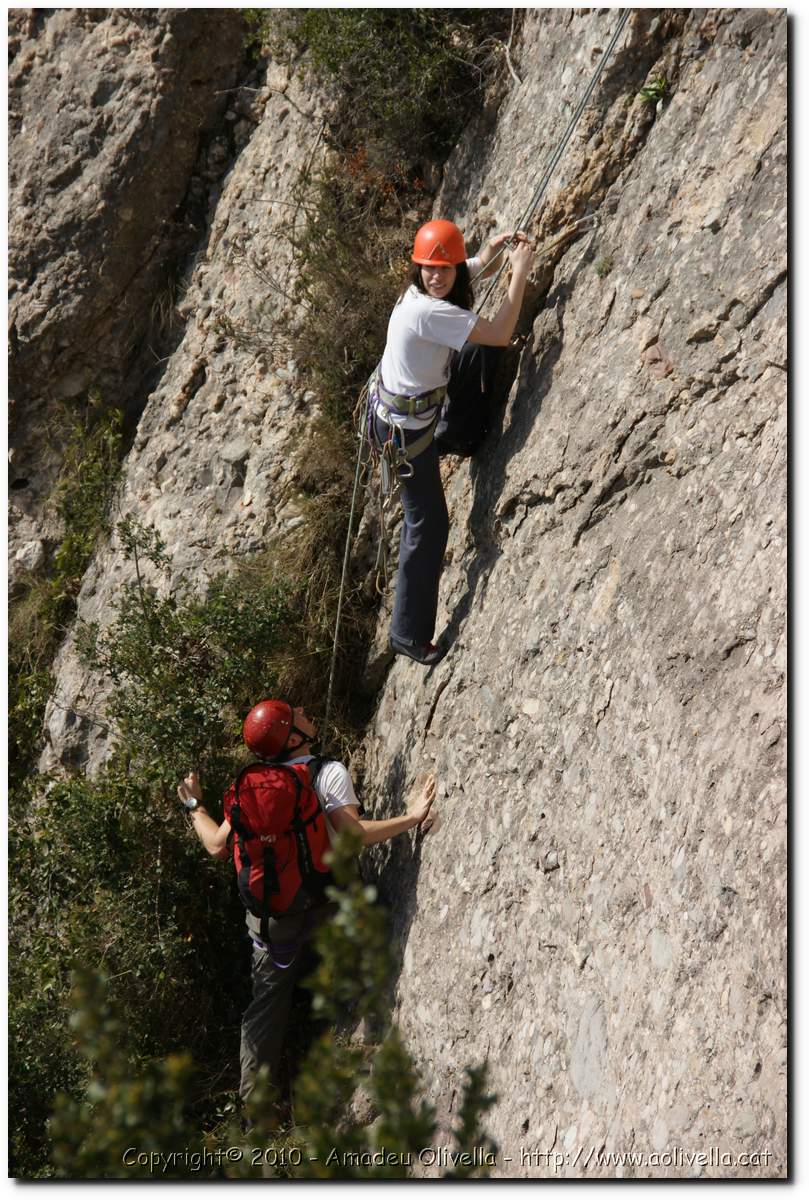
xmin=8 ymin=9 xmax=246 ymax=578
xmin=15 ymin=14 xmax=330 ymax=768
xmin=15 ymin=7 xmax=786 ymax=1178
xmin=361 ymin=7 xmax=786 ymax=1179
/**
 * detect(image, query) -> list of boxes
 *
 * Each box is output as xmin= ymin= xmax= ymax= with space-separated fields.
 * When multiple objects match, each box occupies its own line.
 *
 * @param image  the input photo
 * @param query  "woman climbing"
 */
xmin=372 ymin=218 xmax=536 ymax=665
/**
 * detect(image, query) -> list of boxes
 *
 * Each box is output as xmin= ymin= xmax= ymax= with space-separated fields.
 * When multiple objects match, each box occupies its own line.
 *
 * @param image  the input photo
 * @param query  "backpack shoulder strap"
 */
xmin=305 ymin=755 xmax=327 ymax=792
xmin=228 ymin=762 xmax=260 ymax=837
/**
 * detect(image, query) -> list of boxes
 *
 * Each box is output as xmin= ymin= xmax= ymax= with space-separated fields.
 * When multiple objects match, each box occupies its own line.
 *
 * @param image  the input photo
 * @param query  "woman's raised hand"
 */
xmin=508 ymin=230 xmax=534 ymax=277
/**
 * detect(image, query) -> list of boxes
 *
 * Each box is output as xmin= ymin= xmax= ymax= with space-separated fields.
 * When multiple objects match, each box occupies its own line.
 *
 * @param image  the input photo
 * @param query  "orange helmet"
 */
xmin=243 ymin=699 xmax=297 ymax=759
xmin=412 ymin=219 xmax=466 ymax=267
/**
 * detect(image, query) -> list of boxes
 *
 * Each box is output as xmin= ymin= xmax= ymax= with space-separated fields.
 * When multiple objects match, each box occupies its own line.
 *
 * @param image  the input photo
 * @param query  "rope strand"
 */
xmin=323 ymin=384 xmax=370 ymax=739
xmin=476 ymin=9 xmax=630 ymax=313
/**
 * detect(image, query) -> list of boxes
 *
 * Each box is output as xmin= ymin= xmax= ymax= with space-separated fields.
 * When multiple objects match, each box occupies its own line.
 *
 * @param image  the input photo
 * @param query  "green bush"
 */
xmin=9 ymin=768 xmax=245 ymax=1177
xmin=76 ymin=516 xmax=294 ymax=789
xmin=48 ymin=971 xmax=203 ymax=1180
xmin=45 ymin=831 xmax=497 ymax=1180
xmin=638 ymin=73 xmax=670 ymax=113
xmin=11 ymin=514 xmax=302 ymax=1175
xmin=9 ymin=404 xmax=123 ymax=788
xmin=249 ymin=9 xmax=513 ymax=165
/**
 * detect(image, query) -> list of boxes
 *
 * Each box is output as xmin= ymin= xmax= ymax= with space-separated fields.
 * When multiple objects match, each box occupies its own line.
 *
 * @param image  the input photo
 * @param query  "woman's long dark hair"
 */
xmin=400 ymin=260 xmax=474 ymax=311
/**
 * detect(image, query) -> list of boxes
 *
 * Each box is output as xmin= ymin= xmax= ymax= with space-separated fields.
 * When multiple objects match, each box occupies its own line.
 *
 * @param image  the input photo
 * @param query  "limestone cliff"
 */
xmin=362 ymin=8 xmax=786 ymax=1177
xmin=10 ymin=8 xmax=786 ymax=1178
xmin=8 ymin=8 xmax=246 ymax=581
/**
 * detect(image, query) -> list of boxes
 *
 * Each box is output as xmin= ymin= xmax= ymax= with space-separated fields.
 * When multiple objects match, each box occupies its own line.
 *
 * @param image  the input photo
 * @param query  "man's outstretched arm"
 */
xmin=328 ymin=774 xmax=436 ymax=847
xmin=178 ymin=771 xmax=231 ymax=860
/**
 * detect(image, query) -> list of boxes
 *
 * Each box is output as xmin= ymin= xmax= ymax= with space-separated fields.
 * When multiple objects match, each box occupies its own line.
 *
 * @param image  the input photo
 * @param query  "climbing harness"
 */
xmin=367 ymin=366 xmax=445 ymax=483
xmin=322 ymin=8 xmax=630 ymax=738
xmin=370 ymin=366 xmax=446 ymax=421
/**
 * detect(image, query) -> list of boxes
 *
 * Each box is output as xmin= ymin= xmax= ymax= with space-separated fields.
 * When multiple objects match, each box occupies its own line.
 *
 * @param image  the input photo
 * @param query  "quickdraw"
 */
xmin=369 ymin=408 xmax=438 ymax=490
xmin=471 ymin=214 xmax=598 ymax=287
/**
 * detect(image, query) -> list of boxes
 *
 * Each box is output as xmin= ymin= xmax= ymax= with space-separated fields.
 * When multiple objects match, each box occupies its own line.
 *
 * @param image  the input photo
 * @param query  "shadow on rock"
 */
xmin=441 ymin=237 xmax=595 ymax=653
xmin=362 ymin=746 xmax=432 ymax=997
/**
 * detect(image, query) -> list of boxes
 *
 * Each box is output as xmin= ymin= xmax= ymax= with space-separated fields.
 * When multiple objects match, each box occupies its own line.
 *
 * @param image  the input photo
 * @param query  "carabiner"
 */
xmin=395 ymin=428 xmax=415 ymax=479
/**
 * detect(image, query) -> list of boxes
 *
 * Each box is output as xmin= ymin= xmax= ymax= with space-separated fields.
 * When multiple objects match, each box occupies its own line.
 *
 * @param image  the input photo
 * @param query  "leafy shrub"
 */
xmin=9 ymin=404 xmax=123 ymax=787
xmin=48 ymin=971 xmax=202 ymax=1180
xmin=248 ymin=8 xmax=513 ymax=167
xmin=9 ymin=768 xmax=246 ymax=1177
xmin=638 ymin=73 xmax=670 ymax=113
xmin=11 ymin=513 xmax=301 ymax=1174
xmin=76 ymin=516 xmax=295 ymax=789
xmin=45 ymin=831 xmax=497 ymax=1180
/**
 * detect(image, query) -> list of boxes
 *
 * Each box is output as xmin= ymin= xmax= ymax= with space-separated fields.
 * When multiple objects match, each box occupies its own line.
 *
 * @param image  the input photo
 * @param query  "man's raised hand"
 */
xmin=177 ymin=770 xmax=203 ymax=806
xmin=408 ymin=772 xmax=437 ymax=831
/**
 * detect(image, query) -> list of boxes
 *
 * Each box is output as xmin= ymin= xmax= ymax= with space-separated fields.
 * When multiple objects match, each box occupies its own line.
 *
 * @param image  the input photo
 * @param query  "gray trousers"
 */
xmin=373 ymin=412 xmax=449 ymax=646
xmin=238 ymin=907 xmax=330 ymax=1104
xmin=238 ymin=938 xmax=313 ymax=1104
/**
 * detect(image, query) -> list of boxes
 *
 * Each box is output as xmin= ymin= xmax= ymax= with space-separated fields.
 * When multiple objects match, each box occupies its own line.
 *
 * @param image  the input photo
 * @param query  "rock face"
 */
xmin=361 ymin=9 xmax=786 ymax=1178
xmin=8 ymin=7 xmax=245 ymax=580
xmin=23 ymin=7 xmax=785 ymax=1178
xmin=21 ymin=20 xmax=329 ymax=769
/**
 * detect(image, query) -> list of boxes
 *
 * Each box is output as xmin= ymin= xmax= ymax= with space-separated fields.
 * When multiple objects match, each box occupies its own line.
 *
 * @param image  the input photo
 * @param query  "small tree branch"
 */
xmin=504 ymin=10 xmax=522 ymax=85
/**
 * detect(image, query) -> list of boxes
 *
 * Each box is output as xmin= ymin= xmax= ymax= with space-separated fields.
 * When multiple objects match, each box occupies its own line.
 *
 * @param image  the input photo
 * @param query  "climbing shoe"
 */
xmin=389 ymin=635 xmax=446 ymax=666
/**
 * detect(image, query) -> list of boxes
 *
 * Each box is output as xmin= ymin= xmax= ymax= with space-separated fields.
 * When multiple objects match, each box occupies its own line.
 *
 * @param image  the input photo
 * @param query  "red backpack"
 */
xmin=223 ymin=757 xmax=333 ymax=941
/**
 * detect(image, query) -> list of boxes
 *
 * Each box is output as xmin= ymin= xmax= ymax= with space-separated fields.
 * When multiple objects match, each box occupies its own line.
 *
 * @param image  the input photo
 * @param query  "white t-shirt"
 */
xmin=377 ymin=257 xmax=481 ymax=430
xmin=285 ymin=755 xmax=358 ymax=840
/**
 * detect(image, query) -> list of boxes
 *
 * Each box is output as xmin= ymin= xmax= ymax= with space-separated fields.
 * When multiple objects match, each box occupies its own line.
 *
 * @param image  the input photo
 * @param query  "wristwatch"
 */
xmin=182 ymin=795 xmax=201 ymax=812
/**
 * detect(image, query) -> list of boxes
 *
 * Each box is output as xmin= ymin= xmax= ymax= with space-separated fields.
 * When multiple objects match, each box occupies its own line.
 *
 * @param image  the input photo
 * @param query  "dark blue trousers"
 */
xmin=373 ymin=342 xmax=499 ymax=646
xmin=373 ymin=412 xmax=448 ymax=647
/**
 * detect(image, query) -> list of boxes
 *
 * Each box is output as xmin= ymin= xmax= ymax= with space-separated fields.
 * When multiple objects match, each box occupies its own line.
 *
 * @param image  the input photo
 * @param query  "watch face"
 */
xmin=184 ymin=797 xmax=199 ymax=811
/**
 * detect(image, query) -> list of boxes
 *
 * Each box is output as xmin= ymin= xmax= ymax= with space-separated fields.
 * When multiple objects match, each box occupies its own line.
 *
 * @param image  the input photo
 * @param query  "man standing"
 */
xmin=177 ymin=698 xmax=436 ymax=1105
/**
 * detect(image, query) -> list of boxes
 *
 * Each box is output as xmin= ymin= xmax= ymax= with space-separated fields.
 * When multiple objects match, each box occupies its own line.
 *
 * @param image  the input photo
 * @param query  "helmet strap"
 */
xmin=277 ymin=724 xmax=311 ymax=759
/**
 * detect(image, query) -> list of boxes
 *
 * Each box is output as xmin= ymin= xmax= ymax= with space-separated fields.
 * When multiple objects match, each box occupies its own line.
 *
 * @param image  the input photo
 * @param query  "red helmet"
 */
xmin=243 ymin=699 xmax=295 ymax=759
xmin=412 ymin=219 xmax=466 ymax=266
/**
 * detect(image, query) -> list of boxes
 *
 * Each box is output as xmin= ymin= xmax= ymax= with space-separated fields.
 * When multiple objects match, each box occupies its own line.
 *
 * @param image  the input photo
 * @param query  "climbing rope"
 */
xmin=322 ymin=7 xmax=631 ymax=738
xmin=476 ymin=7 xmax=630 ymax=313
xmin=323 ymin=380 xmax=372 ymax=739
